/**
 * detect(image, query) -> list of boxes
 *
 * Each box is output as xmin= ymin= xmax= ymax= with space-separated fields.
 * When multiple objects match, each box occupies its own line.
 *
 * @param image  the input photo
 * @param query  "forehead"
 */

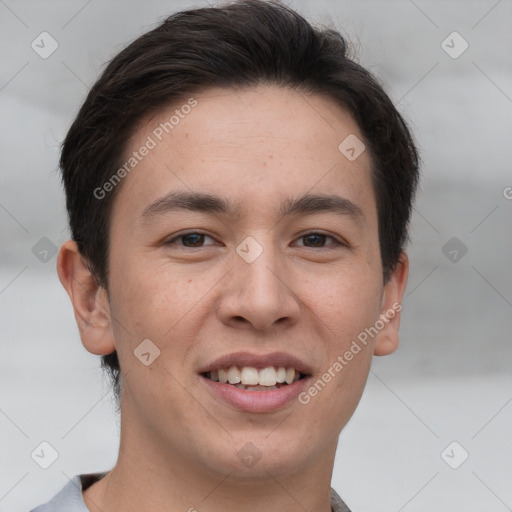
xmin=112 ymin=84 xmax=375 ymax=224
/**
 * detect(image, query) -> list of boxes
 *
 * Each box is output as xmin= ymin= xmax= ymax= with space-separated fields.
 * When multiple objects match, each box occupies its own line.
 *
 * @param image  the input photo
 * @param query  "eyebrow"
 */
xmin=141 ymin=190 xmax=364 ymax=223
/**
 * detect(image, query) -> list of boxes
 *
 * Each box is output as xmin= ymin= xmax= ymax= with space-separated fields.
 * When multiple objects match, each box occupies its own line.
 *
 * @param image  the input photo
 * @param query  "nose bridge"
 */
xmin=238 ymin=238 xmax=284 ymax=300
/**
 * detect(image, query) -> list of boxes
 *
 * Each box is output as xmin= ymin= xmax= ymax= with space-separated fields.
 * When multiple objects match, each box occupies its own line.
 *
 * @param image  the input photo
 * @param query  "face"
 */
xmin=62 ymin=84 xmax=408 ymax=481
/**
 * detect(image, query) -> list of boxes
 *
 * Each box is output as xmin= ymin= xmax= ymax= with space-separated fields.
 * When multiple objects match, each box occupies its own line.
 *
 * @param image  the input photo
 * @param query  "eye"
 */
xmin=293 ymin=232 xmax=341 ymax=248
xmin=165 ymin=232 xmax=219 ymax=248
xmin=164 ymin=231 xmax=344 ymax=249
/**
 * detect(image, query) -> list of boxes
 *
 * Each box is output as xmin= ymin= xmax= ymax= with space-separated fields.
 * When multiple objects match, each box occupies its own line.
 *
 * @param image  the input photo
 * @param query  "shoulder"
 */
xmin=330 ymin=487 xmax=353 ymax=512
xmin=29 ymin=473 xmax=107 ymax=512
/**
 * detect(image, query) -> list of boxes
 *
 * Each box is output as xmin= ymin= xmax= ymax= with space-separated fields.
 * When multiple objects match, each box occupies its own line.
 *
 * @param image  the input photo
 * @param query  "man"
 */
xmin=31 ymin=0 xmax=419 ymax=510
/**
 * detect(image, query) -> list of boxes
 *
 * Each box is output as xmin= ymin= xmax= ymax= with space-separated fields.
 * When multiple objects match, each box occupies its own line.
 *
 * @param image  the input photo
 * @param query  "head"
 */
xmin=57 ymin=0 xmax=418 ymax=479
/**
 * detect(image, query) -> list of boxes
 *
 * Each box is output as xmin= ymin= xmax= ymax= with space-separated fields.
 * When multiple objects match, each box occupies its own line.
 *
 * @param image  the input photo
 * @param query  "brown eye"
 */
xmin=180 ymin=233 xmax=206 ymax=247
xmin=294 ymin=232 xmax=340 ymax=248
xmin=303 ymin=234 xmax=327 ymax=247
xmin=165 ymin=232 xmax=217 ymax=247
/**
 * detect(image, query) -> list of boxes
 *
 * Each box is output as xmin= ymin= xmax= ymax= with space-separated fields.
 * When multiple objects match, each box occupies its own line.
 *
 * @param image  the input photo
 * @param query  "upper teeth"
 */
xmin=209 ymin=366 xmax=300 ymax=386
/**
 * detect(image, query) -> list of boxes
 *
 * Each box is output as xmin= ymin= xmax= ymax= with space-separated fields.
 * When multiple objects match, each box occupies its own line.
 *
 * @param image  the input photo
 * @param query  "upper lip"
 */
xmin=198 ymin=351 xmax=312 ymax=375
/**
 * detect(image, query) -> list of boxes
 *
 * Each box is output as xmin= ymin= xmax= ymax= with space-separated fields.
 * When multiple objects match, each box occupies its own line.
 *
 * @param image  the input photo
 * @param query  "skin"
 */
xmin=57 ymin=84 xmax=408 ymax=512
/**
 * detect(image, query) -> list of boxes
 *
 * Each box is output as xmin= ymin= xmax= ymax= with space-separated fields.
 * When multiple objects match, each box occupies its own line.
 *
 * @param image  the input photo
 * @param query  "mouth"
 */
xmin=198 ymin=352 xmax=312 ymax=412
xmin=201 ymin=365 xmax=308 ymax=391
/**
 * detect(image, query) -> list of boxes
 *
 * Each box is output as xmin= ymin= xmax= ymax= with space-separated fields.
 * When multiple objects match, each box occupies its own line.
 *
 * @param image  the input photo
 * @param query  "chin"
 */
xmin=208 ymin=432 xmax=317 ymax=479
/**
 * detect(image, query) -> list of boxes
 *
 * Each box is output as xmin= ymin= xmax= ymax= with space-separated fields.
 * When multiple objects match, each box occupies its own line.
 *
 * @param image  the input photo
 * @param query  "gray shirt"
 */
xmin=30 ymin=473 xmax=352 ymax=512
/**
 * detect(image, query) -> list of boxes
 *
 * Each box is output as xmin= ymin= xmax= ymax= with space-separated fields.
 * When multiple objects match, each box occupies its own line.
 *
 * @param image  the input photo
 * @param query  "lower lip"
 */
xmin=200 ymin=376 xmax=310 ymax=413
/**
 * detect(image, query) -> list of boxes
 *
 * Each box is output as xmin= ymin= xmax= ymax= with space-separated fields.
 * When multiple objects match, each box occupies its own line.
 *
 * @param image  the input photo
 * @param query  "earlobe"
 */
xmin=57 ymin=240 xmax=116 ymax=356
xmin=373 ymin=252 xmax=409 ymax=356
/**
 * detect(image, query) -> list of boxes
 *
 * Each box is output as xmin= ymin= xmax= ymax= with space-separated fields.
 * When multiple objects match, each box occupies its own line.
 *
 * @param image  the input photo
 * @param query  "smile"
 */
xmin=203 ymin=365 xmax=306 ymax=391
xmin=199 ymin=352 xmax=313 ymax=412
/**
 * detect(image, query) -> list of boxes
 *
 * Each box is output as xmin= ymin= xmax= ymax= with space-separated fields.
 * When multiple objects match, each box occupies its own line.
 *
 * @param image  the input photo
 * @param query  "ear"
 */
xmin=56 ymin=240 xmax=116 ymax=356
xmin=373 ymin=251 xmax=409 ymax=356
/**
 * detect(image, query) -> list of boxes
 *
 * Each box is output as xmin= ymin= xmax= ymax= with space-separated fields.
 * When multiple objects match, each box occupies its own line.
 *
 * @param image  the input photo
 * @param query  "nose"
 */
xmin=216 ymin=239 xmax=301 ymax=333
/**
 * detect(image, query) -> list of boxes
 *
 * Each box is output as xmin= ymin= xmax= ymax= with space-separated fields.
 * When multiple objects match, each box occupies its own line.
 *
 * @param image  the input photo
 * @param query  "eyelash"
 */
xmin=164 ymin=231 xmax=344 ymax=249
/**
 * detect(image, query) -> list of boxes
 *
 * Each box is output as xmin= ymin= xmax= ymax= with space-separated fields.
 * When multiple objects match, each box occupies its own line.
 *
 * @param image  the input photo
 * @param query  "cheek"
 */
xmin=301 ymin=275 xmax=379 ymax=432
xmin=299 ymin=262 xmax=381 ymax=412
xmin=309 ymin=260 xmax=383 ymax=338
xmin=107 ymin=264 xmax=207 ymax=416
xmin=109 ymin=260 xmax=205 ymax=334
xmin=107 ymin=258 xmax=225 ymax=386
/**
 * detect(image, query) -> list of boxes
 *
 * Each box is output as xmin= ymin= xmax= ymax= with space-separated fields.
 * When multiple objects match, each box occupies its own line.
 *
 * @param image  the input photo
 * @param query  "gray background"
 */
xmin=1 ymin=0 xmax=511 ymax=510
